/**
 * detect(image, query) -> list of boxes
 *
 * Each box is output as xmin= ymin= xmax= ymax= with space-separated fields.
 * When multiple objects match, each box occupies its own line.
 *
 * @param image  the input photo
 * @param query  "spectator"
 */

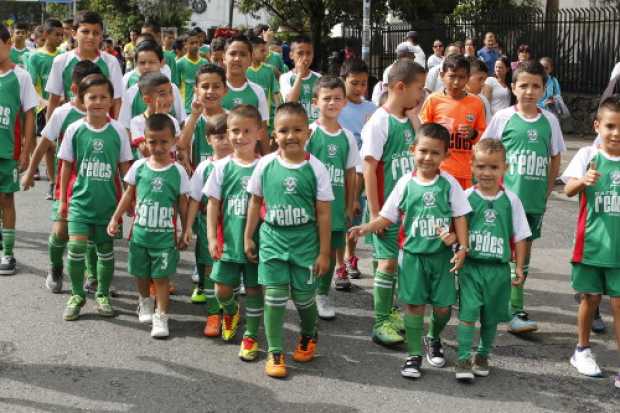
xmin=396 ymin=30 xmax=425 ymax=67
xmin=464 ymin=38 xmax=476 ymax=58
xmin=477 ymin=32 xmax=500 ymax=76
xmin=123 ymin=29 xmax=138 ymax=71
xmin=424 ymin=43 xmax=460 ymax=93
xmin=485 ymin=55 xmax=513 ymax=115
xmin=427 ymin=39 xmax=444 ymax=69
xmin=511 ymin=44 xmax=531 ymax=71
xmin=538 ymin=57 xmax=560 ymax=109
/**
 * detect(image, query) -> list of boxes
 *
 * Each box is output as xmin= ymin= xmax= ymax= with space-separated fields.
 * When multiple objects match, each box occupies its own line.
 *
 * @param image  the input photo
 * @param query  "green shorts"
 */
xmin=372 ymin=222 xmax=400 ymax=260
xmin=332 ymin=230 xmax=345 ymax=250
xmin=459 ymin=260 xmax=512 ymax=324
xmin=68 ymin=221 xmax=111 ymax=244
xmin=398 ymin=249 xmax=456 ymax=307
xmin=128 ymin=243 xmax=178 ymax=279
xmin=526 ymin=213 xmax=544 ymax=241
xmin=259 ymin=258 xmax=317 ymax=292
xmin=571 ymin=262 xmax=620 ymax=297
xmin=211 ymin=259 xmax=259 ymax=288
xmin=194 ymin=216 xmax=212 ymax=265
xmin=0 ymin=159 xmax=19 ymax=193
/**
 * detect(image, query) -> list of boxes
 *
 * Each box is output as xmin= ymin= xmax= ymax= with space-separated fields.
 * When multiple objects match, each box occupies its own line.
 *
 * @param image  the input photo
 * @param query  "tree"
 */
xmin=387 ymin=0 xmax=459 ymax=22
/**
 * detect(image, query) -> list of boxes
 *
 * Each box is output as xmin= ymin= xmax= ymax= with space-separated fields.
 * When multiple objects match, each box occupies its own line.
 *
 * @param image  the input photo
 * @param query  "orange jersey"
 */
xmin=419 ymin=92 xmax=486 ymax=182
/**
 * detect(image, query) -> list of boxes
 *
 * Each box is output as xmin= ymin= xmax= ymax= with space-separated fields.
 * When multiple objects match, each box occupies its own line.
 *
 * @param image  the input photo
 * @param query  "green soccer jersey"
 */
xmin=163 ymin=51 xmax=179 ymax=87
xmin=176 ymin=55 xmax=208 ymax=112
xmin=222 ymin=80 xmax=270 ymax=123
xmin=189 ymin=114 xmax=215 ymax=166
xmin=58 ymin=119 xmax=133 ymax=224
xmin=118 ymin=83 xmax=185 ymax=131
xmin=26 ymin=48 xmax=60 ymax=100
xmin=204 ymin=156 xmax=258 ymax=262
xmin=10 ymin=47 xmax=29 ymax=67
xmin=125 ymin=159 xmax=190 ymax=248
xmin=266 ymin=51 xmax=288 ymax=74
xmin=279 ymin=70 xmax=321 ymax=123
xmin=247 ymin=63 xmax=279 ymax=130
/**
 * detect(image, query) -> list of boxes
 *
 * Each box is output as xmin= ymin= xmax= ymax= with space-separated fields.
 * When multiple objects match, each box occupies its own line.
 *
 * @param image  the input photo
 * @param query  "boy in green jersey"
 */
xmin=141 ymin=21 xmax=178 ymax=87
xmin=109 ymin=114 xmax=190 ymax=338
xmin=481 ymin=60 xmax=565 ymax=334
xmin=58 ymin=74 xmax=133 ymax=321
xmin=351 ymin=123 xmax=471 ymax=380
xmin=162 ymin=28 xmax=177 ymax=74
xmin=0 ymin=24 xmax=38 ymax=275
xmin=182 ymin=113 xmax=232 ymax=337
xmin=247 ymin=36 xmax=281 ymax=136
xmin=563 ymin=96 xmax=620 ymax=387
xmin=22 ymin=61 xmax=101 ymax=291
xmin=360 ymin=58 xmax=424 ymax=346
xmin=453 ymin=139 xmax=529 ymax=381
xmin=176 ymin=28 xmax=209 ymax=113
xmin=121 ymin=39 xmax=168 ymax=89
xmin=209 ymin=37 xmax=225 ymax=68
xmin=255 ymin=24 xmax=288 ymax=77
xmin=279 ymin=35 xmax=321 ymax=123
xmin=203 ymin=105 xmax=263 ymax=360
xmin=9 ymin=22 xmax=30 ymax=68
xmin=178 ymin=64 xmax=227 ymax=167
xmin=307 ymin=76 xmax=361 ymax=319
xmin=245 ymin=102 xmax=334 ymax=378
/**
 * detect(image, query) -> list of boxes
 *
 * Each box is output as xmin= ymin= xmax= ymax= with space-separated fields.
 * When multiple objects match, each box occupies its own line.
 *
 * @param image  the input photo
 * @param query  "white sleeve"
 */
xmin=57 ymin=121 xmax=79 ymax=161
xmin=123 ymin=158 xmax=144 ymax=185
xmin=309 ymin=156 xmax=335 ymax=201
xmin=172 ymin=117 xmax=181 ymax=136
xmin=105 ymin=54 xmax=124 ymax=99
xmin=611 ymin=62 xmax=620 ymax=80
xmin=202 ymin=159 xmax=226 ymax=200
xmin=122 ymin=71 xmax=132 ymax=90
xmin=129 ymin=116 xmax=143 ymax=140
xmin=113 ymin=122 xmax=134 ymax=162
xmin=118 ymin=87 xmax=137 ymax=129
xmin=561 ymin=147 xmax=594 ymax=181
xmin=371 ymin=82 xmax=383 ymax=106
xmin=45 ymin=53 xmax=65 ymax=96
xmin=379 ymin=175 xmax=408 ymax=223
xmin=445 ymin=173 xmax=472 ymax=217
xmin=480 ymin=108 xmax=509 ymax=140
xmin=360 ymin=111 xmax=388 ymax=161
xmin=425 ymin=66 xmax=439 ymax=91
xmin=162 ymin=65 xmax=172 ymax=80
xmin=251 ymin=83 xmax=269 ymax=122
xmin=542 ymin=110 xmax=566 ymax=155
xmin=279 ymin=72 xmax=292 ymax=101
xmin=247 ymin=154 xmax=272 ymax=197
xmin=17 ymin=69 xmax=38 ymax=112
xmin=176 ymin=163 xmax=191 ymax=194
xmin=189 ymin=162 xmax=206 ymax=200
xmin=344 ymin=129 xmax=362 ymax=169
xmin=41 ymin=108 xmax=64 ymax=141
xmin=506 ymin=191 xmax=532 ymax=242
xmin=172 ymin=84 xmax=186 ymax=124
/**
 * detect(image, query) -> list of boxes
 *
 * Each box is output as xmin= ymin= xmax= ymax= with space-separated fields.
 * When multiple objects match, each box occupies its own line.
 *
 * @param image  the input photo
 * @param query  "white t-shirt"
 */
xmin=360 ymin=107 xmax=411 ymax=161
xmin=308 ymin=123 xmax=362 ymax=171
xmin=427 ymin=54 xmax=443 ymax=69
xmin=203 ymin=155 xmax=259 ymax=200
xmin=395 ymin=41 xmax=426 ymax=67
xmin=485 ymin=76 xmax=511 ymax=115
xmin=279 ymin=70 xmax=322 ymax=102
xmin=124 ymin=158 xmax=190 ymax=195
xmin=424 ymin=64 xmax=444 ymax=93
xmin=118 ymin=82 xmax=186 ymax=129
xmin=561 ymin=145 xmax=620 ymax=182
xmin=610 ymin=62 xmax=620 ymax=80
xmin=42 ymin=102 xmax=85 ymax=142
xmin=189 ymin=157 xmax=213 ymax=201
xmin=58 ymin=118 xmax=133 ymax=163
xmin=122 ymin=65 xmax=173 ymax=89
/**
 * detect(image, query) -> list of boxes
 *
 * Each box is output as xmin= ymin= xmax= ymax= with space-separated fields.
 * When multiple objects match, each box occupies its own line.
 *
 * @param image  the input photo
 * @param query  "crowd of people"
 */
xmin=0 ymin=11 xmax=619 ymax=388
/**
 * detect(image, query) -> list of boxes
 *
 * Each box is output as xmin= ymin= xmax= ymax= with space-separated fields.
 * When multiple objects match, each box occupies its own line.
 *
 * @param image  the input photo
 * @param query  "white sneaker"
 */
xmin=137 ymin=297 xmax=154 ymax=324
xmin=316 ymin=294 xmax=336 ymax=320
xmin=570 ymin=348 xmax=602 ymax=377
xmin=151 ymin=312 xmax=169 ymax=338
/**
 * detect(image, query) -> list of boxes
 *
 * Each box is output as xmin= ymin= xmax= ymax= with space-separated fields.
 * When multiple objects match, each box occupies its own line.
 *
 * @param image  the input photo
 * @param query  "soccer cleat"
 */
xmin=334 ymin=265 xmax=351 ymax=291
xmin=372 ymin=322 xmax=405 ymax=346
xmin=265 ymin=352 xmax=287 ymax=378
xmin=389 ymin=307 xmax=405 ymax=332
xmin=95 ymin=295 xmax=115 ymax=317
xmin=84 ymin=277 xmax=97 ymax=295
xmin=137 ymin=296 xmax=155 ymax=324
xmin=63 ymin=295 xmax=86 ymax=321
xmin=204 ymin=314 xmax=222 ymax=337
xmin=345 ymin=256 xmax=361 ymax=279
xmin=45 ymin=266 xmax=63 ymax=293
xmin=570 ymin=348 xmax=602 ymax=377
xmin=424 ymin=336 xmax=446 ymax=368
xmin=401 ymin=355 xmax=423 ymax=379
xmin=472 ymin=354 xmax=490 ymax=377
xmin=455 ymin=359 xmax=475 ymax=381
xmin=293 ymin=335 xmax=317 ymax=363
xmin=239 ymin=336 xmax=259 ymax=361
xmin=508 ymin=311 xmax=538 ymax=334
xmin=316 ymin=294 xmax=336 ymax=320
xmin=0 ymin=256 xmax=16 ymax=275
xmin=151 ymin=312 xmax=169 ymax=338
xmin=191 ymin=287 xmax=207 ymax=304
xmin=221 ymin=309 xmax=240 ymax=341
xmin=592 ymin=308 xmax=606 ymax=334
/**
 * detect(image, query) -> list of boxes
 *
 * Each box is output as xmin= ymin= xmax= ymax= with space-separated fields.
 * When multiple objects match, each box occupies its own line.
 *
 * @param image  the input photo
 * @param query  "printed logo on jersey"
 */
xmin=465 ymin=114 xmax=475 ymax=122
xmin=151 ymin=176 xmax=164 ymax=192
xmin=423 ymin=191 xmax=436 ymax=207
xmin=233 ymin=97 xmax=243 ymax=106
xmin=303 ymin=84 xmax=311 ymax=95
xmin=327 ymin=144 xmax=338 ymax=158
xmin=484 ymin=208 xmax=497 ymax=223
xmin=92 ymin=139 xmax=104 ymax=153
xmin=283 ymin=176 xmax=297 ymax=194
xmin=403 ymin=129 xmax=414 ymax=145
xmin=241 ymin=175 xmax=251 ymax=190
xmin=527 ymin=129 xmax=538 ymax=142
xmin=0 ymin=106 xmax=11 ymax=129
xmin=611 ymin=171 xmax=620 ymax=186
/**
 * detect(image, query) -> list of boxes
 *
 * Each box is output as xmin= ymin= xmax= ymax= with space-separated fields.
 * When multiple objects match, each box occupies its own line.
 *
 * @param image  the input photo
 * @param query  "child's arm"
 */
xmin=348 ymin=215 xmax=393 ymax=241
xmin=363 ymin=157 xmax=383 ymax=234
xmin=206 ymin=197 xmax=223 ymax=260
xmin=59 ymin=159 xmax=72 ymax=218
xmin=512 ymin=239 xmax=527 ymax=286
xmin=177 ymin=101 xmax=202 ymax=152
xmin=315 ymin=200 xmax=332 ymax=276
xmin=546 ymin=154 xmax=561 ymax=198
xmin=284 ymin=62 xmax=310 ymax=102
xmin=176 ymin=194 xmax=189 ymax=250
xmin=107 ymin=185 xmax=135 ymax=237
xmin=119 ymin=161 xmax=131 ymax=178
xmin=20 ymin=109 xmax=35 ymax=171
xmin=565 ymin=163 xmax=600 ymax=197
xmin=182 ymin=199 xmax=200 ymax=245
xmin=450 ymin=215 xmax=468 ymax=273
xmin=345 ymin=167 xmax=356 ymax=224
xmin=21 ymin=137 xmax=53 ymax=190
xmin=244 ymin=194 xmax=262 ymax=263
xmin=46 ymin=94 xmax=62 ymax=121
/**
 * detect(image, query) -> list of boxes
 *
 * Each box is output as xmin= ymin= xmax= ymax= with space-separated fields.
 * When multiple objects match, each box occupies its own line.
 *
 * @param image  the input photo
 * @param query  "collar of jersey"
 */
xmin=275 ymin=152 xmax=309 ymax=169
xmin=410 ymin=170 xmax=440 ymax=186
xmin=184 ymin=55 xmax=202 ymax=64
xmin=473 ymin=186 xmax=505 ymax=200
xmin=313 ymin=121 xmax=343 ymax=137
xmin=380 ymin=106 xmax=408 ymax=123
xmin=291 ymin=70 xmax=314 ymax=81
xmin=226 ymin=80 xmax=249 ymax=91
xmin=513 ymin=106 xmax=542 ymax=123
xmin=38 ymin=47 xmax=60 ymax=57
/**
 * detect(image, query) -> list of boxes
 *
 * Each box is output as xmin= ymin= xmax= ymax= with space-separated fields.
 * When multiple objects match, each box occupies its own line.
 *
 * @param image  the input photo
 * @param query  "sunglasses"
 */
xmin=433 ymin=44 xmax=444 ymax=48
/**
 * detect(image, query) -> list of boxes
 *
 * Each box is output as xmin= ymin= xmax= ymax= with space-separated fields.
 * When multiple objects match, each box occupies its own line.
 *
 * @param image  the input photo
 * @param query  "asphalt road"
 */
xmin=0 ymin=136 xmax=619 ymax=412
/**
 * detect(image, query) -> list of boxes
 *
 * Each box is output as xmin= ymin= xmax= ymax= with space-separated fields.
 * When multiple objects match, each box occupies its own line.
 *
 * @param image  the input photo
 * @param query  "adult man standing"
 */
xmin=396 ymin=31 xmax=425 ymax=68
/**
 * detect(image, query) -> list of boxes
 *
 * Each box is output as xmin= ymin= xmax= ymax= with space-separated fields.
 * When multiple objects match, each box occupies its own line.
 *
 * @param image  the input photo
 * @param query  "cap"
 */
xmin=395 ymin=43 xmax=416 ymax=55
xmin=406 ymin=31 xmax=418 ymax=39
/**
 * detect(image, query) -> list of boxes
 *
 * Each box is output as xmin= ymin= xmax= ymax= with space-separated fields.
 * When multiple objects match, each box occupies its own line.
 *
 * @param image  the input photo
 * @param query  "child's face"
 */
xmin=314 ymin=87 xmax=346 ymax=120
xmin=136 ymin=51 xmax=163 ymax=75
xmin=397 ymin=75 xmax=425 ymax=110
xmin=344 ymin=72 xmax=368 ymax=103
xmin=211 ymin=50 xmax=224 ymax=67
xmin=252 ymin=43 xmax=268 ymax=64
xmin=75 ymin=23 xmax=103 ymax=53
xmin=512 ymin=73 xmax=544 ymax=107
xmin=207 ymin=132 xmax=233 ymax=157
xmin=290 ymin=42 xmax=313 ymax=70
xmin=467 ymin=70 xmax=487 ymax=94
xmin=47 ymin=27 xmax=64 ymax=49
xmin=145 ymin=128 xmax=175 ymax=161
xmin=540 ymin=60 xmax=553 ymax=75
xmin=196 ymin=73 xmax=227 ymax=109
xmin=465 ymin=39 xmax=475 ymax=55
xmin=484 ymin=34 xmax=496 ymax=48
xmin=144 ymin=83 xmax=174 ymax=114
xmin=274 ymin=112 xmax=310 ymax=158
xmin=518 ymin=51 xmax=530 ymax=62
xmin=224 ymin=41 xmax=251 ymax=76
xmin=441 ymin=67 xmax=469 ymax=97
xmin=0 ymin=38 xmax=12 ymax=64
xmin=412 ymin=136 xmax=447 ymax=176
xmin=472 ymin=151 xmax=507 ymax=192
xmin=163 ymin=34 xmax=174 ymax=49
xmin=186 ymin=35 xmax=201 ymax=55
xmin=62 ymin=23 xmax=72 ymax=40
xmin=13 ymin=29 xmax=27 ymax=44
xmin=228 ymin=115 xmax=259 ymax=158
xmin=594 ymin=109 xmax=620 ymax=156
xmin=83 ymin=84 xmax=112 ymax=117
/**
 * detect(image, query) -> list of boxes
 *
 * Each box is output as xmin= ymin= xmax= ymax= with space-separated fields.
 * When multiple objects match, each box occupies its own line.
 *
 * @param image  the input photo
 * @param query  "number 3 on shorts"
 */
xmin=160 ymin=252 xmax=169 ymax=271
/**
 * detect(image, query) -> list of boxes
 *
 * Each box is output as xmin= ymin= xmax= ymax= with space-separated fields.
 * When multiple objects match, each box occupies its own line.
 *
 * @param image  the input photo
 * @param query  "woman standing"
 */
xmin=484 ymin=56 xmax=513 ymax=115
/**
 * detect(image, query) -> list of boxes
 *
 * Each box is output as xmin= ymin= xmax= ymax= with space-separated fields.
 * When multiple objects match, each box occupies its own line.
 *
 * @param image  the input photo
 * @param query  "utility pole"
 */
xmin=228 ymin=0 xmax=234 ymax=28
xmin=362 ymin=0 xmax=371 ymax=64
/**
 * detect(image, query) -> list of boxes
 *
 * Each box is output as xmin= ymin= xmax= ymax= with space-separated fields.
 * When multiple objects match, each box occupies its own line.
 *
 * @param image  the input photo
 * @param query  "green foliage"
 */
xmin=452 ymin=0 xmax=540 ymax=19
xmin=387 ymin=0 xmax=459 ymax=22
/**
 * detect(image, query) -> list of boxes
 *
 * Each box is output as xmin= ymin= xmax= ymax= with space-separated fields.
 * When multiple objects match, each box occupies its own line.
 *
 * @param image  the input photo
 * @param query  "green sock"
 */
xmin=317 ymin=256 xmax=336 ymax=296
xmin=67 ymin=239 xmax=87 ymax=297
xmin=292 ymin=288 xmax=317 ymax=337
xmin=373 ymin=271 xmax=395 ymax=327
xmin=2 ymin=228 xmax=15 ymax=257
xmin=244 ymin=293 xmax=264 ymax=339
xmin=264 ymin=285 xmax=289 ymax=353
xmin=198 ymin=264 xmax=220 ymax=315
xmin=95 ymin=242 xmax=114 ymax=297
xmin=428 ymin=309 xmax=451 ymax=340
xmin=404 ymin=314 xmax=424 ymax=356
xmin=48 ymin=233 xmax=67 ymax=269
xmin=457 ymin=323 xmax=476 ymax=361
xmin=216 ymin=289 xmax=238 ymax=315
xmin=477 ymin=322 xmax=498 ymax=357
xmin=86 ymin=241 xmax=97 ymax=280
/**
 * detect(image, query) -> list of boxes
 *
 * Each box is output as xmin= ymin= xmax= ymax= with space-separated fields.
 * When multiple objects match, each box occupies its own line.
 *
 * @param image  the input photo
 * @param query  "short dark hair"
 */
xmin=512 ymin=59 xmax=547 ymax=84
xmin=162 ymin=28 xmax=175 ymax=37
xmin=225 ymin=35 xmax=252 ymax=54
xmin=468 ymin=57 xmax=488 ymax=75
xmin=74 ymin=11 xmax=103 ymax=30
xmin=291 ymin=35 xmax=313 ymax=49
xmin=134 ymin=40 xmax=163 ymax=62
xmin=249 ymin=36 xmax=266 ymax=46
xmin=62 ymin=18 xmax=73 ymax=26
xmin=416 ymin=123 xmax=450 ymax=152
xmin=210 ymin=37 xmax=226 ymax=52
xmin=206 ymin=113 xmax=228 ymax=136
xmin=71 ymin=60 xmax=102 ymax=85
xmin=44 ymin=18 xmax=63 ymax=34
xmin=13 ymin=22 xmax=29 ymax=32
xmin=473 ymin=139 xmax=506 ymax=161
xmin=136 ymin=32 xmax=156 ymax=45
xmin=186 ymin=27 xmax=203 ymax=40
xmin=340 ymin=58 xmax=369 ymax=78
xmin=313 ymin=75 xmax=346 ymax=97
xmin=78 ymin=74 xmax=113 ymax=100
xmin=229 ymin=104 xmax=262 ymax=125
xmin=387 ymin=59 xmax=426 ymax=87
xmin=145 ymin=113 xmax=175 ymax=137
xmin=138 ymin=72 xmax=170 ymax=96
xmin=597 ymin=94 xmax=620 ymax=117
xmin=0 ymin=24 xmax=10 ymax=43
xmin=196 ymin=63 xmax=226 ymax=85
xmin=275 ymin=102 xmax=308 ymax=124
xmin=441 ymin=54 xmax=470 ymax=75
xmin=141 ymin=21 xmax=161 ymax=34
xmin=172 ymin=37 xmax=185 ymax=52
xmin=254 ymin=24 xmax=270 ymax=37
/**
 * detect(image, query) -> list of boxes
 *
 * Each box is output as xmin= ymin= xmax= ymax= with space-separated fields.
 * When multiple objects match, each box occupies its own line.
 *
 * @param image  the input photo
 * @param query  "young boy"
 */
xmin=221 ymin=36 xmax=269 ymax=154
xmin=562 ymin=95 xmax=620 ymax=388
xmin=0 ymin=24 xmax=38 ymax=275
xmin=141 ymin=21 xmax=178 ymax=87
xmin=279 ymin=35 xmax=321 ymax=123
xmin=57 ymin=74 xmax=133 ymax=320
xmin=176 ymin=28 xmax=209 ymax=113
xmin=360 ymin=58 xmax=424 ymax=346
xmin=420 ymin=54 xmax=486 ymax=189
xmin=21 ymin=61 xmax=101 ymax=291
xmin=203 ymin=105 xmax=263 ymax=360
xmin=209 ymin=37 xmax=225 ymax=68
xmin=481 ymin=60 xmax=565 ymax=334
xmin=466 ymin=58 xmax=492 ymax=126
xmin=338 ymin=59 xmax=377 ymax=280
xmin=45 ymin=11 xmax=124 ymax=119
xmin=350 ymin=122 xmax=471 ymax=379
xmin=162 ymin=29 xmax=176 ymax=63
xmin=10 ymin=23 xmax=30 ymax=68
xmin=108 ymin=114 xmax=189 ymax=338
xmin=246 ymin=36 xmax=281 ymax=136
xmin=307 ymin=76 xmax=360 ymax=319
xmin=245 ymin=102 xmax=333 ymax=378
xmin=454 ymin=139 xmax=530 ymax=380
xmin=122 ymin=40 xmax=173 ymax=90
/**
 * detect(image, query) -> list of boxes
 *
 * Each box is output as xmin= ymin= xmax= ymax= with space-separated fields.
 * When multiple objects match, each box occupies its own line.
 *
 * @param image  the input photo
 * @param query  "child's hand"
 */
xmin=181 ymin=229 xmax=193 ymax=248
xmin=18 ymin=152 xmax=29 ymax=172
xmin=106 ymin=219 xmax=119 ymax=238
xmin=21 ymin=171 xmax=35 ymax=191
xmin=59 ymin=201 xmax=68 ymax=220
xmin=244 ymin=238 xmax=257 ymax=263
xmin=583 ymin=161 xmax=600 ymax=186
xmin=190 ymin=99 xmax=203 ymax=116
xmin=313 ymin=252 xmax=330 ymax=277
xmin=457 ymin=124 xmax=474 ymax=140
xmin=512 ymin=266 xmax=526 ymax=286
xmin=208 ymin=238 xmax=223 ymax=261
xmin=450 ymin=249 xmax=467 ymax=273
xmin=436 ymin=226 xmax=457 ymax=246
xmin=348 ymin=225 xmax=367 ymax=242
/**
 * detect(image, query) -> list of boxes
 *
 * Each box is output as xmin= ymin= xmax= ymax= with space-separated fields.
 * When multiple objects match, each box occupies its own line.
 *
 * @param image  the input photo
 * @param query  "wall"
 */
xmin=561 ymin=93 xmax=599 ymax=135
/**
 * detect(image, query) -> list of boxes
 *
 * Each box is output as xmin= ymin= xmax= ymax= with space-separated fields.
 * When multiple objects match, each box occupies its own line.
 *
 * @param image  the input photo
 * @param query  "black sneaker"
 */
xmin=401 ymin=355 xmax=422 ymax=379
xmin=46 ymin=183 xmax=54 ymax=200
xmin=0 ymin=256 xmax=16 ymax=275
xmin=45 ymin=266 xmax=63 ymax=293
xmin=424 ymin=336 xmax=446 ymax=367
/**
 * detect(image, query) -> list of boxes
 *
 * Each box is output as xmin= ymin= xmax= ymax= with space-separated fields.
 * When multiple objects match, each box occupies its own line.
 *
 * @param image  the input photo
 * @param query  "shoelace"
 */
xmin=431 ymin=340 xmax=443 ymax=356
xmin=242 ymin=337 xmax=255 ymax=349
xmin=349 ymin=256 xmax=359 ymax=269
xmin=223 ymin=315 xmax=233 ymax=329
xmin=272 ymin=353 xmax=283 ymax=365
xmin=299 ymin=335 xmax=312 ymax=351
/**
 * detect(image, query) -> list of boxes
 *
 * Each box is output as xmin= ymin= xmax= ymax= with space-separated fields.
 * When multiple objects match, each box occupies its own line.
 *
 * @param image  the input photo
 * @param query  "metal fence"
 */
xmin=344 ymin=7 xmax=620 ymax=94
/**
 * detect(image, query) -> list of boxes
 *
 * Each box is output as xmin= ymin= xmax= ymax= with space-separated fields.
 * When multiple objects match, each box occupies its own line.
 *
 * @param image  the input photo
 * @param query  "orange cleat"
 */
xmin=265 ymin=352 xmax=287 ymax=378
xmin=204 ymin=314 xmax=222 ymax=337
xmin=292 ymin=335 xmax=317 ymax=363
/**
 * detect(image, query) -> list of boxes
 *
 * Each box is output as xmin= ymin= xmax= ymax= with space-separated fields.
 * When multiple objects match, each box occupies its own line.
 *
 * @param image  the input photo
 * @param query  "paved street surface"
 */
xmin=1 ymin=136 xmax=619 ymax=412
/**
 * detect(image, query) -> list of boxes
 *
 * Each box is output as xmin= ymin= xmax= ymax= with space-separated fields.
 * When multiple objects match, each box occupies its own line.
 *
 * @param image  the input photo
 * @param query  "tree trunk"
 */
xmin=309 ymin=2 xmax=325 ymax=70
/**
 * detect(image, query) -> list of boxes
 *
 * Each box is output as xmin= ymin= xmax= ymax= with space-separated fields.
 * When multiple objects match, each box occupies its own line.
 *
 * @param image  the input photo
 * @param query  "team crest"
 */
xmin=611 ymin=171 xmax=620 ymax=186
xmin=241 ymin=175 xmax=251 ymax=190
xmin=92 ymin=139 xmax=104 ymax=153
xmin=303 ymin=84 xmax=311 ymax=94
xmin=152 ymin=177 xmax=164 ymax=192
xmin=465 ymin=114 xmax=475 ymax=122
xmin=484 ymin=208 xmax=497 ymax=223
xmin=283 ymin=176 xmax=297 ymax=193
xmin=423 ymin=191 xmax=436 ymax=207
xmin=404 ymin=129 xmax=414 ymax=144
xmin=527 ymin=129 xmax=538 ymax=142
xmin=327 ymin=144 xmax=338 ymax=158
xmin=233 ymin=98 xmax=243 ymax=106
